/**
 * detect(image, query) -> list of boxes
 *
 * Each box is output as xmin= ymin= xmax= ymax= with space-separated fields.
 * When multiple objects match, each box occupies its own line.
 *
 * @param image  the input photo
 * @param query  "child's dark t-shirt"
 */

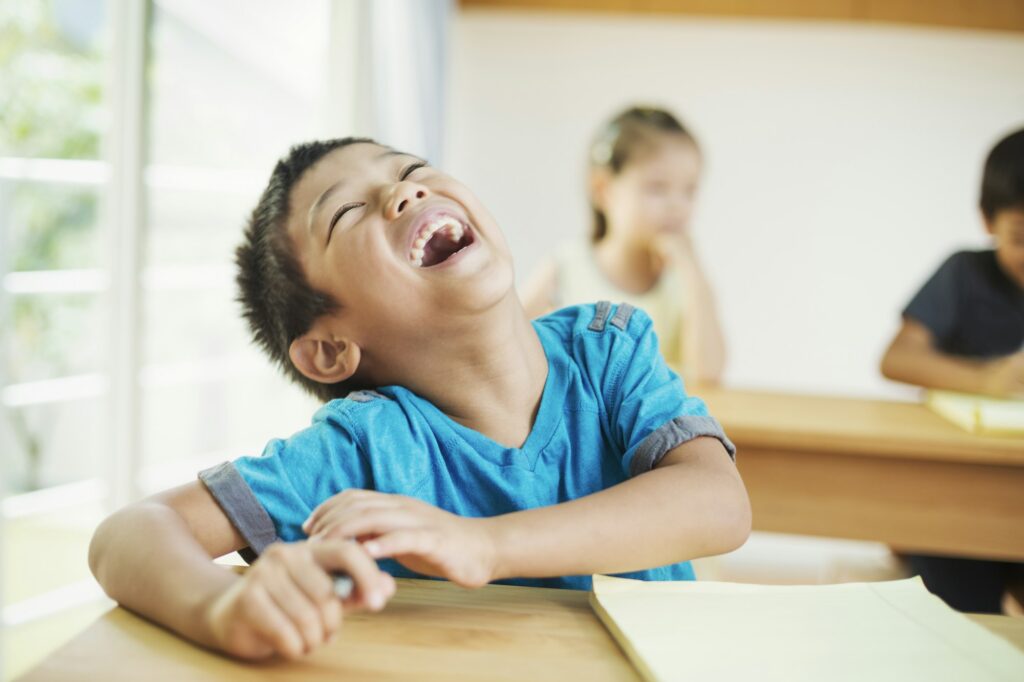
xmin=903 ymin=249 xmax=1024 ymax=357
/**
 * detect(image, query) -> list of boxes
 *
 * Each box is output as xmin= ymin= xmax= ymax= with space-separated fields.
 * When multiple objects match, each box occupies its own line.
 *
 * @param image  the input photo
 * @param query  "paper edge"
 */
xmin=588 ymin=589 xmax=659 ymax=682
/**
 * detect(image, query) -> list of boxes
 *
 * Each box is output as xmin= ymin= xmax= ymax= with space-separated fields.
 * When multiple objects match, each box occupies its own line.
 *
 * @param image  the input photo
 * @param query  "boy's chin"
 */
xmin=994 ymin=253 xmax=1024 ymax=290
xmin=430 ymin=261 xmax=515 ymax=314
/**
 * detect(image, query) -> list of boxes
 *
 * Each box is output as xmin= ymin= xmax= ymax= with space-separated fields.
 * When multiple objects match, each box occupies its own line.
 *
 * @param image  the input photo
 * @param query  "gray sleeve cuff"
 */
xmin=629 ymin=415 xmax=737 ymax=477
xmin=199 ymin=462 xmax=279 ymax=560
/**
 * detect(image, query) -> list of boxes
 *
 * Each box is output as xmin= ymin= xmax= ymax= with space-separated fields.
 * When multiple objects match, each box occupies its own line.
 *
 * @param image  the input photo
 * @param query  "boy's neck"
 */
xmin=385 ymin=293 xmax=548 ymax=449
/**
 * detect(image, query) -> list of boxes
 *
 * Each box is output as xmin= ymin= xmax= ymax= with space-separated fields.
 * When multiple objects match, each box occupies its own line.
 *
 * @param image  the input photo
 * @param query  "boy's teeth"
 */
xmin=408 ymin=214 xmax=466 ymax=267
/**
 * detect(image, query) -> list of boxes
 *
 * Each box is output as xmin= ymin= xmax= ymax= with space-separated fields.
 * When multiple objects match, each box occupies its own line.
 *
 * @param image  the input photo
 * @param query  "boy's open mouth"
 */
xmin=407 ymin=214 xmax=475 ymax=268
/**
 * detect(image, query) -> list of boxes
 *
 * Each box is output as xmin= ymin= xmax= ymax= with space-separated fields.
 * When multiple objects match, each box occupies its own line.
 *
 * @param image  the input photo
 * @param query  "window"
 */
xmin=1 ymin=1 xmax=354 ymax=676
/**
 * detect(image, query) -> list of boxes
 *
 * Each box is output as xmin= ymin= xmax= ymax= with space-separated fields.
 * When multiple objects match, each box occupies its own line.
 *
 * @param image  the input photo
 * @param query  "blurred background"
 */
xmin=2 ymin=0 xmax=1022 ymax=677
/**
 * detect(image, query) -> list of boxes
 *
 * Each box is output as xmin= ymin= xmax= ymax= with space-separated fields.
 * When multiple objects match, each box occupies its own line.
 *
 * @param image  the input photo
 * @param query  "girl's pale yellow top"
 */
xmin=552 ymin=239 xmax=684 ymax=367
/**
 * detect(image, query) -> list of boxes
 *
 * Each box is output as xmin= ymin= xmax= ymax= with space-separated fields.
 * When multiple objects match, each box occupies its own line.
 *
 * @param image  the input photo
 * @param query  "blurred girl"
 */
xmin=523 ymin=106 xmax=725 ymax=382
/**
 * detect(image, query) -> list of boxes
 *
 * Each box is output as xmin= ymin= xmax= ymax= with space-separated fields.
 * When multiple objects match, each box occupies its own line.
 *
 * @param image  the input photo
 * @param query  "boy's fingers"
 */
xmin=310 ymin=540 xmax=391 ymax=611
xmin=314 ymin=510 xmax=416 ymax=543
xmin=244 ymin=584 xmax=307 ymax=660
xmin=364 ymin=529 xmax=435 ymax=560
xmin=282 ymin=551 xmax=345 ymax=639
xmin=264 ymin=566 xmax=326 ymax=652
xmin=283 ymin=551 xmax=335 ymax=604
xmin=347 ymin=572 xmax=397 ymax=611
xmin=304 ymin=489 xmax=395 ymax=532
xmin=321 ymin=596 xmax=343 ymax=636
xmin=306 ymin=499 xmax=404 ymax=537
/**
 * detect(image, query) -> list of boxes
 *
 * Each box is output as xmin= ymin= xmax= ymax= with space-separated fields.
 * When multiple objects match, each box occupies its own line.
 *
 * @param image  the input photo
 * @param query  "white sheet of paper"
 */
xmin=926 ymin=389 xmax=1024 ymax=435
xmin=590 ymin=575 xmax=1024 ymax=682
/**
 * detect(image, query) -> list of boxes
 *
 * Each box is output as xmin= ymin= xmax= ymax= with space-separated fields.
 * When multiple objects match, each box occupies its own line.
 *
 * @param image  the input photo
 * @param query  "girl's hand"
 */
xmin=304 ymin=490 xmax=498 ymax=589
xmin=204 ymin=539 xmax=395 ymax=660
xmin=650 ymin=230 xmax=696 ymax=267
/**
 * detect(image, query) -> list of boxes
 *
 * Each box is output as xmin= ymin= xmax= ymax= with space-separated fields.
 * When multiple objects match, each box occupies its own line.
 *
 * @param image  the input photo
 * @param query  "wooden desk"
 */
xmin=16 ymin=579 xmax=1024 ymax=681
xmin=697 ymin=387 xmax=1024 ymax=561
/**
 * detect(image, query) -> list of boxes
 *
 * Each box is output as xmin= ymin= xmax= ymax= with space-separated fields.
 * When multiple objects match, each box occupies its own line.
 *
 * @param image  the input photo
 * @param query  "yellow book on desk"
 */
xmin=590 ymin=575 xmax=1024 ymax=682
xmin=925 ymin=390 xmax=1024 ymax=435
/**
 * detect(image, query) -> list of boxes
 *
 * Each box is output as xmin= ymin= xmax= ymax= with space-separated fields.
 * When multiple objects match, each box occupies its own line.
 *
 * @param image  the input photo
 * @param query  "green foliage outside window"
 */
xmin=1 ymin=0 xmax=107 ymax=491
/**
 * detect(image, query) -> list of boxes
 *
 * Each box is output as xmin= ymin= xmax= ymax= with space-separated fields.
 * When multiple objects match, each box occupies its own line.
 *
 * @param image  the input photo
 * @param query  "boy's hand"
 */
xmin=304 ymin=491 xmax=497 ymax=589
xmin=204 ymin=539 xmax=395 ymax=660
xmin=981 ymin=352 xmax=1024 ymax=399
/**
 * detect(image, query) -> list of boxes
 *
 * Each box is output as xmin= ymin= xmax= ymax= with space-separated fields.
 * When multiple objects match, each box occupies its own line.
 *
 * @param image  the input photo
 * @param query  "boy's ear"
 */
xmin=589 ymin=167 xmax=612 ymax=213
xmin=288 ymin=320 xmax=361 ymax=385
xmin=981 ymin=211 xmax=996 ymax=236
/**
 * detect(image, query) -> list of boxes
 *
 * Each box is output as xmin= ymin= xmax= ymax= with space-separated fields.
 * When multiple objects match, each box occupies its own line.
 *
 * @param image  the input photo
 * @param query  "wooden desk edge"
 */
xmin=16 ymin=579 xmax=1024 ymax=682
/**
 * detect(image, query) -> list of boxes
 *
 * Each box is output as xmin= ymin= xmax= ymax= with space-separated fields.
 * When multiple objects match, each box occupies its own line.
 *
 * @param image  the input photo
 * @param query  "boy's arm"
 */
xmin=880 ymin=318 xmax=1024 ymax=398
xmin=305 ymin=436 xmax=749 ymax=584
xmin=89 ymin=481 xmax=394 ymax=659
xmin=88 ymin=482 xmax=243 ymax=648
xmin=487 ymin=436 xmax=748 ymax=580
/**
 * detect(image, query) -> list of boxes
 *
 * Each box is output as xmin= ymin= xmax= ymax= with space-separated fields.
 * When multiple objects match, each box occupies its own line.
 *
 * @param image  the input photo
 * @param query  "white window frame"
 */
xmin=2 ymin=0 xmax=365 ymax=632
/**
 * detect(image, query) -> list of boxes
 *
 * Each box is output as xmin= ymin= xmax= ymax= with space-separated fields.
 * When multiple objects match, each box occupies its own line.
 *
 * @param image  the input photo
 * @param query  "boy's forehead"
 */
xmin=288 ymin=142 xmax=388 ymax=235
xmin=294 ymin=142 xmax=388 ymax=203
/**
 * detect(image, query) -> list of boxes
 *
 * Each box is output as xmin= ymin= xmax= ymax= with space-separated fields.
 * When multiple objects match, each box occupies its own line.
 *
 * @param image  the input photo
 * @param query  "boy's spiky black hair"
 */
xmin=981 ymin=127 xmax=1024 ymax=221
xmin=236 ymin=137 xmax=373 ymax=402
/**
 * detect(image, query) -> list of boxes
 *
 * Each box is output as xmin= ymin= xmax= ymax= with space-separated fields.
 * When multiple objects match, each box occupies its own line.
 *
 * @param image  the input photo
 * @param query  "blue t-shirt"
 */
xmin=200 ymin=302 xmax=736 ymax=590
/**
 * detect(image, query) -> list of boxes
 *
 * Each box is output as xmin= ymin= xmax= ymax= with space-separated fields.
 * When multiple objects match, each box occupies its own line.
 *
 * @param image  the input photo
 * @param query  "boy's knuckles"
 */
xmin=238 ymin=586 xmax=269 ymax=621
xmin=338 ymin=489 xmax=365 ymax=503
xmin=262 ymin=542 xmax=292 ymax=562
xmin=294 ymin=616 xmax=323 ymax=646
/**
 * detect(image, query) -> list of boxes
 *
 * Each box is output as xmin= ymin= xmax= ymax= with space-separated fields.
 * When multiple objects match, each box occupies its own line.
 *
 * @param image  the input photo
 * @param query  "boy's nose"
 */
xmin=386 ymin=183 xmax=430 ymax=220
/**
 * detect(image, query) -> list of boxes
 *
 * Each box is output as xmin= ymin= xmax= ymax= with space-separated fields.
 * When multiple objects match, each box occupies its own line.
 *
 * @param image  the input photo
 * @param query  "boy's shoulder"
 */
xmin=935 ymin=248 xmax=994 ymax=276
xmin=312 ymin=388 xmax=407 ymax=433
xmin=534 ymin=302 xmax=659 ymax=394
xmin=534 ymin=301 xmax=652 ymax=343
xmin=933 ymin=248 xmax=1016 ymax=293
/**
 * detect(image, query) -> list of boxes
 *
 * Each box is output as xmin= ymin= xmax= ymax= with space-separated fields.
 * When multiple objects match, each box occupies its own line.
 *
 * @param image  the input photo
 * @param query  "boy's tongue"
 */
xmin=422 ymin=228 xmax=472 ymax=267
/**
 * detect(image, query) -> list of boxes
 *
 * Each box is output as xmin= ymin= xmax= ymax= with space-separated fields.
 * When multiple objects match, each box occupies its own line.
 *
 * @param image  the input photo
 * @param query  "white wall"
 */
xmin=447 ymin=10 xmax=1024 ymax=398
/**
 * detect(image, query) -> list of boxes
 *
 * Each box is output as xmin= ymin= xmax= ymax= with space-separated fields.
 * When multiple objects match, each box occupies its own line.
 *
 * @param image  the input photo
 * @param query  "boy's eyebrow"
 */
xmin=308 ymin=180 xmax=346 ymax=232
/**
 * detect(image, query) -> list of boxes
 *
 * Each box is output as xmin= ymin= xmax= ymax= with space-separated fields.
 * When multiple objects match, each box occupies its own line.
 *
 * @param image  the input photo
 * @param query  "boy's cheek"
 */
xmin=995 ymin=249 xmax=1024 ymax=288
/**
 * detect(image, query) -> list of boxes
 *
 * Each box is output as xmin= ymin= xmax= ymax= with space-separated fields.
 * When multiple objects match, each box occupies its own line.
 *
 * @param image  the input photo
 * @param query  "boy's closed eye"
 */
xmin=325 ymin=160 xmax=430 ymax=244
xmin=327 ymin=202 xmax=365 ymax=242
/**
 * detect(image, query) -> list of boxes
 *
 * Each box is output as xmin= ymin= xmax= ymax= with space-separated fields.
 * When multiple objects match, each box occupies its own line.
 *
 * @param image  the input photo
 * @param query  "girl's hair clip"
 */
xmin=590 ymin=123 xmax=620 ymax=165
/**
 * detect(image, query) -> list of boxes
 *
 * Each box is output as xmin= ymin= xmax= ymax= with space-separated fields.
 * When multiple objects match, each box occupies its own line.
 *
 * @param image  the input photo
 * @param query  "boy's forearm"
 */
xmin=485 ymin=437 xmax=749 ymax=581
xmin=881 ymin=344 xmax=988 ymax=394
xmin=89 ymin=502 xmax=238 ymax=648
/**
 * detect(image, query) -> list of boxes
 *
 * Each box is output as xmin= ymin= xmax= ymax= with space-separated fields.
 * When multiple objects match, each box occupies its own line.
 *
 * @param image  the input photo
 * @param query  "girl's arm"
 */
xmin=657 ymin=235 xmax=726 ymax=383
xmin=519 ymin=259 xmax=559 ymax=319
xmin=880 ymin=318 xmax=1024 ymax=398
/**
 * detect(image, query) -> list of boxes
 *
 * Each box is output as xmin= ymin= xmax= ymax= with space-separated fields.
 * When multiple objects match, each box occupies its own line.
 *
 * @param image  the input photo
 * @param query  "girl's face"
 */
xmin=596 ymin=136 xmax=702 ymax=243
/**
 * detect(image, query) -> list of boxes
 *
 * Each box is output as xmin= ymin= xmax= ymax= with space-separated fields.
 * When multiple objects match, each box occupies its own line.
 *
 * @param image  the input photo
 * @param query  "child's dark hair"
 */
xmin=588 ymin=106 xmax=699 ymax=243
xmin=980 ymin=127 xmax=1024 ymax=221
xmin=236 ymin=137 xmax=373 ymax=403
